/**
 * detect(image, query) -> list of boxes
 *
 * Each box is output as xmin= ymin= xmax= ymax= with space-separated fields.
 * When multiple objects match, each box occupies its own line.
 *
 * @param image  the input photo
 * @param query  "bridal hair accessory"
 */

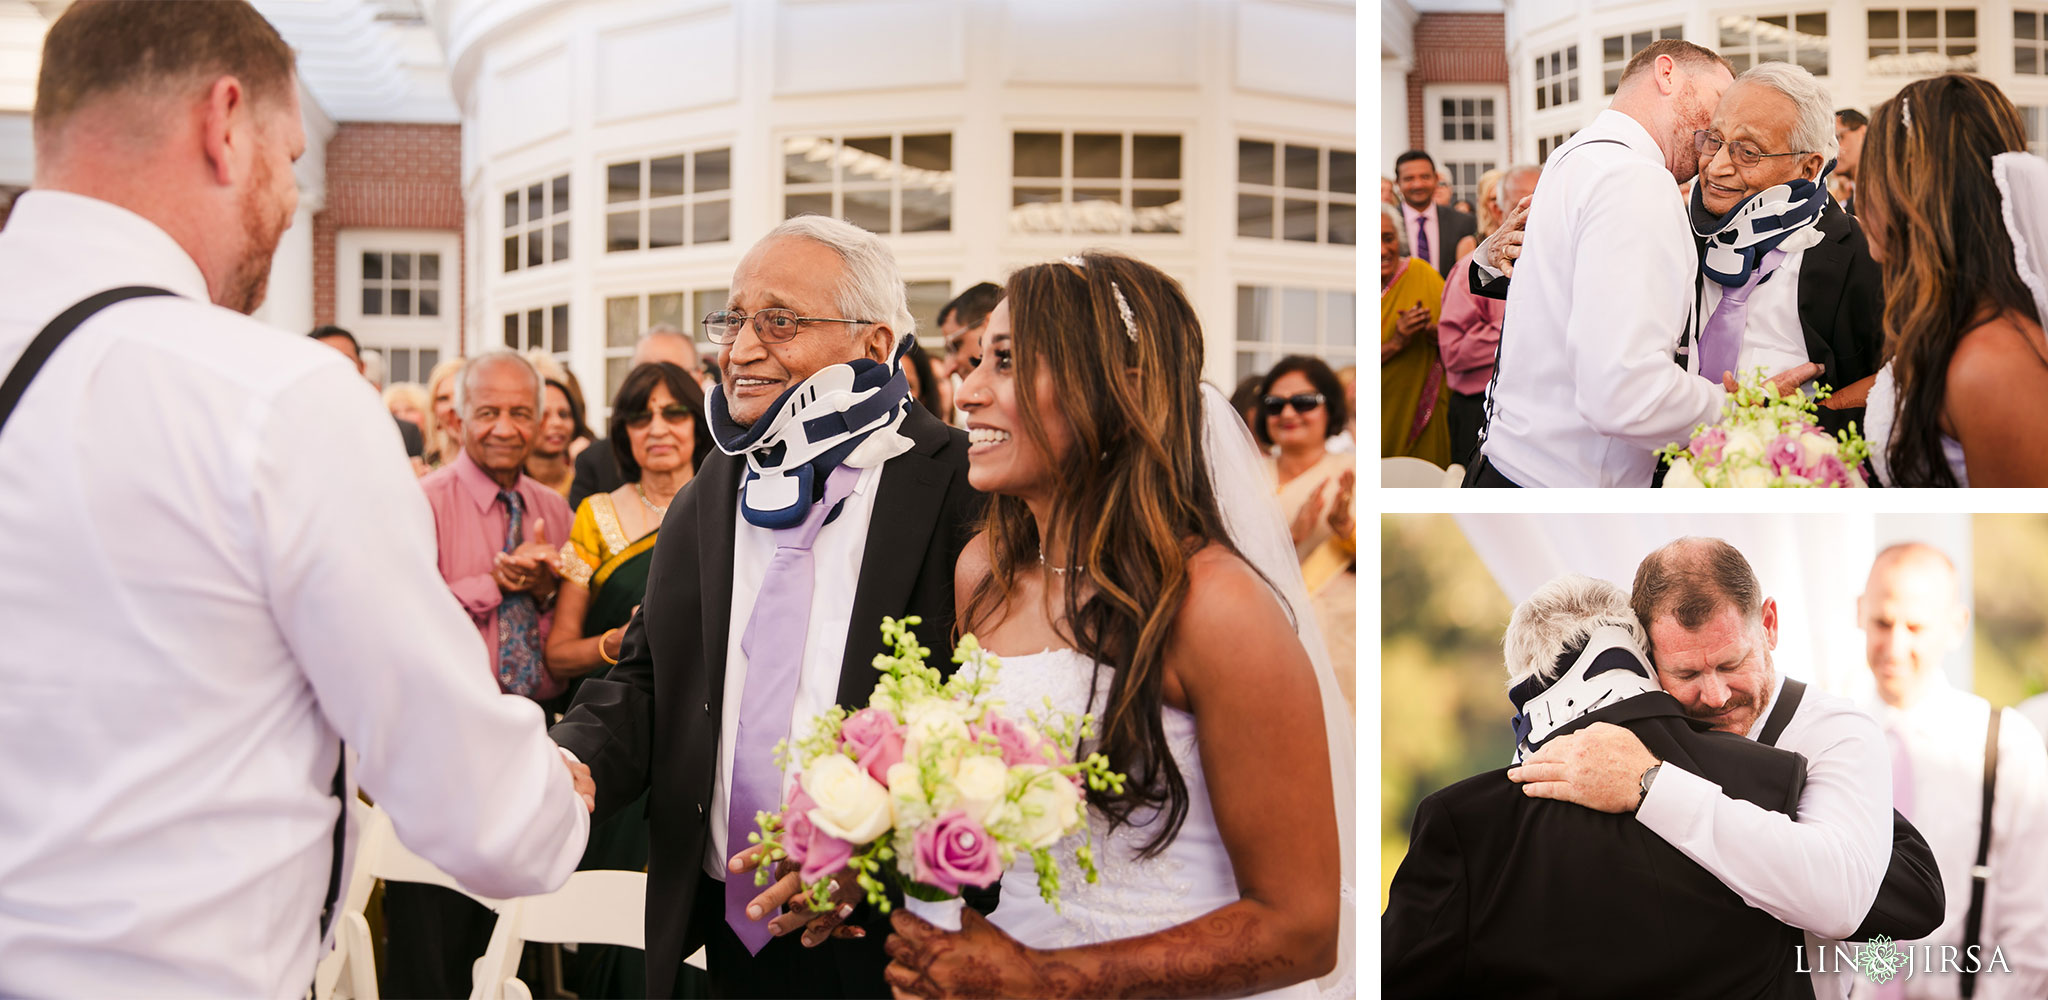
xmin=1902 ymin=94 xmax=1913 ymax=129
xmin=1061 ymin=255 xmax=1140 ymax=343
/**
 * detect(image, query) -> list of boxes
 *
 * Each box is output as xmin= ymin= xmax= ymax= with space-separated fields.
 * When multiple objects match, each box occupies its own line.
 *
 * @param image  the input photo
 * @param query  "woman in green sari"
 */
xmin=545 ymin=360 xmax=711 ymax=998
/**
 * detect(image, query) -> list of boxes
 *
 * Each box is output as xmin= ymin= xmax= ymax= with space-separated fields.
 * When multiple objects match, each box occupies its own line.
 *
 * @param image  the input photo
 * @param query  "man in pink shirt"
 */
xmin=403 ymin=349 xmax=573 ymax=997
xmin=1439 ymin=163 xmax=1540 ymax=467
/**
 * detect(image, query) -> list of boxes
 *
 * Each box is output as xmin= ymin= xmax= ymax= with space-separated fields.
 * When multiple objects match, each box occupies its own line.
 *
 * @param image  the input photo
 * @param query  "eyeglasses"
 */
xmin=1693 ymin=130 xmax=1811 ymax=169
xmin=624 ymin=404 xmax=695 ymax=430
xmin=1262 ymin=393 xmax=1325 ymax=416
xmin=701 ymin=308 xmax=872 ymax=346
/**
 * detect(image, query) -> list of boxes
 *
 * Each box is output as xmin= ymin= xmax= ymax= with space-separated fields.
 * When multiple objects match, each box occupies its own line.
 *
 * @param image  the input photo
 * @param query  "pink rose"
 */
xmin=911 ymin=810 xmax=1003 ymax=896
xmin=840 ymin=707 xmax=898 ymax=758
xmin=1767 ymin=434 xmax=1803 ymax=475
xmin=781 ymin=787 xmax=856 ymax=882
xmin=856 ymin=728 xmax=905 ymax=785
xmin=1690 ymin=427 xmax=1728 ymax=466
xmin=971 ymin=710 xmax=1060 ymax=768
xmin=1810 ymin=454 xmax=1854 ymax=488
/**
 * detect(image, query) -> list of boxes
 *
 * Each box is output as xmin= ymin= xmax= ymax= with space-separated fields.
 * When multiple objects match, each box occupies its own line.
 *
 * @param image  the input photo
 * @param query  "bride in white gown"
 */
xmin=880 ymin=253 xmax=1356 ymax=999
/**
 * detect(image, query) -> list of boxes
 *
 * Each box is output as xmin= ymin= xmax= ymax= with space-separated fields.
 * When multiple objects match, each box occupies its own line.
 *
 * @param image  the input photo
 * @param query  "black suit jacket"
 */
xmin=1795 ymin=201 xmax=1885 ymax=439
xmin=1384 ymin=692 xmax=1815 ymax=1000
xmin=568 ymin=439 xmax=624 ymax=510
xmin=1427 ymin=207 xmax=1479 ymax=278
xmin=550 ymin=405 xmax=983 ymax=998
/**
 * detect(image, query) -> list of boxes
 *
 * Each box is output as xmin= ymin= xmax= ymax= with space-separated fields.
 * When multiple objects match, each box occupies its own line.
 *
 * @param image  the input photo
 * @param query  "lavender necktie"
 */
xmin=725 ymin=463 xmax=862 ymax=954
xmin=1695 ymin=249 xmax=1786 ymax=384
xmin=1414 ymin=213 xmax=1431 ymax=266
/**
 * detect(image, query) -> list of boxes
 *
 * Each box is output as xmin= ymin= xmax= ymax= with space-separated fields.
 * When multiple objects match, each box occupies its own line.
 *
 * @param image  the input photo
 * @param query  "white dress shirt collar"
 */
xmin=6 ymin=190 xmax=211 ymax=302
xmin=1745 ymin=670 xmax=1793 ymax=740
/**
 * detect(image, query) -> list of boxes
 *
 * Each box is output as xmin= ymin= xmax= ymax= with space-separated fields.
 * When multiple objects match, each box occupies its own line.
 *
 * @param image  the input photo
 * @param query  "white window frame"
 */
xmin=2017 ymin=9 xmax=2048 ymax=76
xmin=1603 ymin=24 xmax=1687 ymax=94
xmin=501 ymin=302 xmax=572 ymax=371
xmin=1009 ymin=127 xmax=1187 ymax=238
xmin=502 ymin=172 xmax=571 ymax=273
xmin=600 ymin=288 xmax=724 ymax=415
xmin=336 ymin=229 xmax=461 ymax=388
xmin=1235 ymin=135 xmax=1358 ymax=245
xmin=1231 ymin=284 xmax=1358 ymax=385
xmin=1866 ymin=7 xmax=1980 ymax=76
xmin=1537 ymin=131 xmax=1578 ymax=163
xmin=781 ymin=130 xmax=956 ymax=236
xmin=1533 ymin=45 xmax=1581 ymax=112
xmin=2024 ymin=106 xmax=2048 ymax=156
xmin=1424 ymin=84 xmax=1507 ymax=209
xmin=603 ymin=144 xmax=734 ymax=254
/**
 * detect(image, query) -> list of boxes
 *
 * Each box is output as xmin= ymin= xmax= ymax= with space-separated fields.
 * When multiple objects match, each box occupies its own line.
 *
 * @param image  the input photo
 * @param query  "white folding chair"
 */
xmin=312 ymin=799 xmax=380 ymax=1000
xmin=1440 ymin=462 xmax=1466 ymax=487
xmin=469 ymin=870 xmax=648 ymax=1000
xmin=1382 ymin=455 xmax=1453 ymax=488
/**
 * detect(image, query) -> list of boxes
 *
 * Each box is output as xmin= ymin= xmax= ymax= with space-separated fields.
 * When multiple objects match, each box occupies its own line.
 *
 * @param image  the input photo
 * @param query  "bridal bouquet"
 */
xmin=748 ymin=616 xmax=1124 ymax=928
xmin=1657 ymin=370 xmax=1871 ymax=488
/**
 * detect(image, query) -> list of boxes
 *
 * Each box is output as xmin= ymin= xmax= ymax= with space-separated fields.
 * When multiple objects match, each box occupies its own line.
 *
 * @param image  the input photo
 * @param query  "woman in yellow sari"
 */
xmin=544 ymin=360 xmax=710 ymax=999
xmin=1381 ymin=203 xmax=1451 ymax=463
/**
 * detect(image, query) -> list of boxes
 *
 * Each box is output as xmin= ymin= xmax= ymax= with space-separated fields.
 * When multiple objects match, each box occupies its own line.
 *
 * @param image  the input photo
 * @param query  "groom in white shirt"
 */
xmin=1471 ymin=41 xmax=1821 ymax=487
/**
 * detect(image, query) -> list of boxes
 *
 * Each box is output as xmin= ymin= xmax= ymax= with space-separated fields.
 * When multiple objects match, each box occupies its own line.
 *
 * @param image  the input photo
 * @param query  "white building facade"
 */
xmin=435 ymin=0 xmax=1359 ymax=415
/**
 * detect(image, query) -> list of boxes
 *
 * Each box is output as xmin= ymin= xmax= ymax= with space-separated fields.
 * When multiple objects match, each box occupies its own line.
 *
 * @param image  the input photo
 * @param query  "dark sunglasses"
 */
xmin=1262 ymin=392 xmax=1325 ymax=417
xmin=624 ymin=404 xmax=695 ymax=430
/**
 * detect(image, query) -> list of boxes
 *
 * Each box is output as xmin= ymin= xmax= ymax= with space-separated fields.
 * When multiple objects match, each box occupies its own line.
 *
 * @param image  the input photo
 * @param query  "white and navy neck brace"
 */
xmin=707 ymin=339 xmax=914 ymax=529
xmin=1508 ymin=624 xmax=1663 ymax=764
xmin=1690 ymin=160 xmax=1834 ymax=287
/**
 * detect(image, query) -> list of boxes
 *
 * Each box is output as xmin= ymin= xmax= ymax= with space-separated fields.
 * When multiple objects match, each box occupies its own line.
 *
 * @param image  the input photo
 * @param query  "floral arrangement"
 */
xmin=1656 ymin=370 xmax=1872 ymax=488
xmin=749 ymin=616 xmax=1125 ymax=924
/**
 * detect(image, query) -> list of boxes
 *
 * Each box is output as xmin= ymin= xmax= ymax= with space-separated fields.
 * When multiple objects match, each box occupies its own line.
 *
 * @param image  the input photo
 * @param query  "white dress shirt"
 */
xmin=1686 ymin=230 xmax=1819 ymax=385
xmin=1479 ymin=109 xmax=1725 ymax=486
xmin=705 ymin=461 xmax=883 ymax=879
xmin=1849 ymin=679 xmax=2048 ymax=999
xmin=1638 ymin=673 xmax=1893 ymax=1000
xmin=0 ymin=191 xmax=589 ymax=999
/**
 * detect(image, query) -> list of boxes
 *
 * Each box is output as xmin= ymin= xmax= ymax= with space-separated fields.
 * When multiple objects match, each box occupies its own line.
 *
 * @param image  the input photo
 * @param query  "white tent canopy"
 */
xmin=1452 ymin=513 xmax=1974 ymax=700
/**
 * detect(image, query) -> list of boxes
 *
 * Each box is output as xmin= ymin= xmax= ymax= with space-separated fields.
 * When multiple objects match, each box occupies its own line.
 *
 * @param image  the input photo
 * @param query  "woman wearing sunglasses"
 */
xmin=542 ymin=359 xmax=713 ymax=999
xmin=1254 ymin=355 xmax=1356 ymax=705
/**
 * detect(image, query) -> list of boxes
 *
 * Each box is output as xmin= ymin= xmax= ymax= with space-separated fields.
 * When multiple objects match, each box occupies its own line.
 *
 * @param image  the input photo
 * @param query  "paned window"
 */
xmin=1604 ymin=25 xmax=1686 ymax=94
xmin=376 ymin=346 xmax=442 ymax=386
xmin=1537 ymin=132 xmax=1577 ymax=162
xmin=1534 ymin=46 xmax=1580 ymax=111
xmin=1717 ymin=14 xmax=1829 ymax=75
xmin=359 ymin=250 xmax=442 ymax=318
xmin=785 ymin=132 xmax=953 ymax=234
xmin=2017 ymin=11 xmax=2048 ymax=74
xmin=1439 ymin=98 xmax=1497 ymax=142
xmin=1234 ymin=285 xmax=1357 ymax=383
xmin=503 ymin=174 xmax=569 ymax=273
xmin=502 ymin=304 xmax=571 ymax=369
xmin=2024 ymin=106 xmax=2048 ymax=156
xmin=1867 ymin=8 xmax=1978 ymax=74
xmin=606 ymin=147 xmax=732 ymax=252
xmin=1011 ymin=130 xmax=1183 ymax=236
xmin=603 ymin=290 xmax=724 ymax=403
xmin=1237 ymin=139 xmax=1355 ymax=244
xmin=1440 ymin=162 xmax=1493 ymax=208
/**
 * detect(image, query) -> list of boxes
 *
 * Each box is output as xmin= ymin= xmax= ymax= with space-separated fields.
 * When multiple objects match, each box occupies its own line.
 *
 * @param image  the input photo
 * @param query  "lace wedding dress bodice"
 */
xmin=966 ymin=648 xmax=1318 ymax=999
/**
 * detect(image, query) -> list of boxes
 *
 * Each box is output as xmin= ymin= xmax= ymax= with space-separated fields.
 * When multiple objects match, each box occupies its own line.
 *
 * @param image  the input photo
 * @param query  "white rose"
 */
xmin=801 ymin=754 xmax=894 ymax=844
xmin=1797 ymin=431 xmax=1836 ymax=467
xmin=1663 ymin=457 xmax=1704 ymax=488
xmin=902 ymin=700 xmax=971 ymax=763
xmin=995 ymin=765 xmax=1084 ymax=849
xmin=948 ymin=755 xmax=1009 ymax=826
xmin=1721 ymin=426 xmax=1766 ymax=462
xmin=886 ymin=760 xmax=932 ymax=829
xmin=1730 ymin=464 xmax=1772 ymax=488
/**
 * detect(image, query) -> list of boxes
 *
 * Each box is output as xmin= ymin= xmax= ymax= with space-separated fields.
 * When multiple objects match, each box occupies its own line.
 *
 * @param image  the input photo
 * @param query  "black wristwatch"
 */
xmin=1637 ymin=763 xmax=1662 ymax=807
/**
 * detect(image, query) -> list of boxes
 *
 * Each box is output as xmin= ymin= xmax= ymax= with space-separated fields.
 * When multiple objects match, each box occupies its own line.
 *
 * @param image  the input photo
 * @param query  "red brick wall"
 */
xmin=312 ymin=123 xmax=464 ymax=329
xmin=1406 ymin=13 xmax=1511 ymax=151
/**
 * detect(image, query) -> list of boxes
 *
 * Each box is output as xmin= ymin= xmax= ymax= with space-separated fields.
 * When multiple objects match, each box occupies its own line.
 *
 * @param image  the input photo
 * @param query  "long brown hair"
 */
xmin=960 ymin=252 xmax=1238 ymax=856
xmin=1860 ymin=75 xmax=2041 ymax=486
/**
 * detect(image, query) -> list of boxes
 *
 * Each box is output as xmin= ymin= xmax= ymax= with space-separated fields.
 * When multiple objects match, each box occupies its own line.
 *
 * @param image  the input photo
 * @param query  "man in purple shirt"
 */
xmin=400 ymin=349 xmax=573 ymax=997
xmin=1439 ymin=163 xmax=1540 ymax=467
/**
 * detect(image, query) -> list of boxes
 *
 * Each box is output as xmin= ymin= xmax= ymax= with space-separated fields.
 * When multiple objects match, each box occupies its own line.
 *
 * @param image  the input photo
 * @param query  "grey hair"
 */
xmin=1380 ymin=202 xmax=1410 ymax=258
xmin=454 ymin=350 xmax=544 ymax=417
xmin=1736 ymin=61 xmax=1837 ymax=166
xmin=756 ymin=215 xmax=916 ymax=342
xmin=1499 ymin=163 xmax=1542 ymax=205
xmin=1503 ymin=574 xmax=1649 ymax=690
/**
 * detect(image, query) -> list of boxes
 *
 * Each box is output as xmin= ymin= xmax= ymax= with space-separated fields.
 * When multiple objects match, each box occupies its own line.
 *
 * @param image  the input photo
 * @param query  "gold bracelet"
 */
xmin=597 ymin=628 xmax=622 ymax=666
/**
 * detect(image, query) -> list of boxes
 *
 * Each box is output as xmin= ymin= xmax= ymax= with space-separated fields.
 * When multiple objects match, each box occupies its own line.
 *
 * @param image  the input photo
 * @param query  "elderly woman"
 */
xmin=1381 ymin=202 xmax=1450 ymax=463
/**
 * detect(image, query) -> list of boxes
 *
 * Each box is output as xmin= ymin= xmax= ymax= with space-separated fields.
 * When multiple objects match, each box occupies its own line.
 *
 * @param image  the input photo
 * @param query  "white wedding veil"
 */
xmin=1199 ymin=383 xmax=1357 ymax=998
xmin=1995 ymin=152 xmax=2048 ymax=327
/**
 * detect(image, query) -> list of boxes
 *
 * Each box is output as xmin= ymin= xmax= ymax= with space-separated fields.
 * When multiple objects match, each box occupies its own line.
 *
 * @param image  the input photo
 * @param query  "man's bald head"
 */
xmin=1859 ymin=542 xmax=1968 ymax=708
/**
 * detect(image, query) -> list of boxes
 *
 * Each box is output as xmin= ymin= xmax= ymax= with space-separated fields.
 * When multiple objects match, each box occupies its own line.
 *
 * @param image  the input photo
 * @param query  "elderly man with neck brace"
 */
xmin=1683 ymin=61 xmax=1884 ymax=437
